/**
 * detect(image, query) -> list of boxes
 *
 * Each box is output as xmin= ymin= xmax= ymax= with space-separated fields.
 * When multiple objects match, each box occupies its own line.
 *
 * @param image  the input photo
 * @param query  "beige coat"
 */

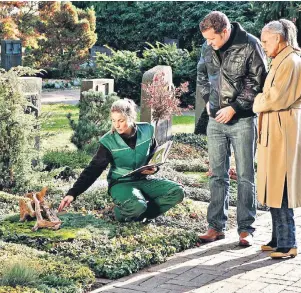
xmin=253 ymin=46 xmax=301 ymax=208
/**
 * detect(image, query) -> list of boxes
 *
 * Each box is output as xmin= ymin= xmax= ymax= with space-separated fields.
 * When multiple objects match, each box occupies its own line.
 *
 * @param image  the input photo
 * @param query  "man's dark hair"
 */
xmin=199 ymin=11 xmax=231 ymax=33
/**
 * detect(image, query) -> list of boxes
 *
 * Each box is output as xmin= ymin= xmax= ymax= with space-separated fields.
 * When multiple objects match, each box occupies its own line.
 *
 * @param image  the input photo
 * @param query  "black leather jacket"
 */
xmin=197 ymin=22 xmax=267 ymax=120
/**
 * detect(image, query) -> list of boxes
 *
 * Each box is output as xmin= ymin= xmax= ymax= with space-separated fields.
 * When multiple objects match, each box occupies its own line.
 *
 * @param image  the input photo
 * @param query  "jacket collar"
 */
xmin=271 ymin=46 xmax=295 ymax=69
xmin=229 ymin=22 xmax=248 ymax=47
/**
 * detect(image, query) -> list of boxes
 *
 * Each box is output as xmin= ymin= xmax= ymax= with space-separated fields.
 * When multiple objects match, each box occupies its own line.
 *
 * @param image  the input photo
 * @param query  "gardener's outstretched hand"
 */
xmin=58 ymin=195 xmax=74 ymax=212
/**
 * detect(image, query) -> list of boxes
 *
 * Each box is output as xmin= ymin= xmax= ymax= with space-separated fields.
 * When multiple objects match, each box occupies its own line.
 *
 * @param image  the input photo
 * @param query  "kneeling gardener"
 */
xmin=58 ymin=98 xmax=184 ymax=222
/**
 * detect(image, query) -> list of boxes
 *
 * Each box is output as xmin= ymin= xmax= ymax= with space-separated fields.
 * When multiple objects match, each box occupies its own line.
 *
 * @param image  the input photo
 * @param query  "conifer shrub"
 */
xmin=43 ymin=150 xmax=91 ymax=170
xmin=0 ymin=67 xmax=39 ymax=192
xmin=67 ymin=90 xmax=119 ymax=154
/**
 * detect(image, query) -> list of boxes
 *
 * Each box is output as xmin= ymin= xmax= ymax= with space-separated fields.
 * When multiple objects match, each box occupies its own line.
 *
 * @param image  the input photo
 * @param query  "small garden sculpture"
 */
xmin=19 ymin=187 xmax=61 ymax=231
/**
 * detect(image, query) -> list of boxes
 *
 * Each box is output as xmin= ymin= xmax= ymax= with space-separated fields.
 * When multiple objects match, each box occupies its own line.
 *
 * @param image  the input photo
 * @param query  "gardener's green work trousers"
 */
xmin=110 ymin=178 xmax=184 ymax=222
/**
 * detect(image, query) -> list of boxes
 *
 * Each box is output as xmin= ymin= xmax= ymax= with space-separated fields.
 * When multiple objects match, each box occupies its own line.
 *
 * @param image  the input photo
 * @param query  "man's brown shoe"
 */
xmin=270 ymin=248 xmax=298 ymax=259
xmin=239 ymin=232 xmax=253 ymax=247
xmin=198 ymin=228 xmax=225 ymax=243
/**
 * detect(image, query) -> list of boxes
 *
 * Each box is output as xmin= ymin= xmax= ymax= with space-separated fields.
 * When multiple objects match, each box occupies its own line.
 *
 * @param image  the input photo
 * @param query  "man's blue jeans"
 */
xmin=207 ymin=116 xmax=257 ymax=234
xmin=270 ymin=180 xmax=297 ymax=249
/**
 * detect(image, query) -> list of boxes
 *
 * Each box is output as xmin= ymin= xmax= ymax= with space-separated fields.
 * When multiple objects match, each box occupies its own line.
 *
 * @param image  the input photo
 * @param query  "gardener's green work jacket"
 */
xmin=100 ymin=122 xmax=154 ymax=184
xmin=66 ymin=123 xmax=156 ymax=200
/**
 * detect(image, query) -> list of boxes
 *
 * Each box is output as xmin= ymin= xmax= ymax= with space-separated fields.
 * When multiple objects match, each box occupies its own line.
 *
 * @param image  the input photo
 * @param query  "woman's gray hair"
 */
xmin=262 ymin=19 xmax=300 ymax=50
xmin=111 ymin=98 xmax=137 ymax=126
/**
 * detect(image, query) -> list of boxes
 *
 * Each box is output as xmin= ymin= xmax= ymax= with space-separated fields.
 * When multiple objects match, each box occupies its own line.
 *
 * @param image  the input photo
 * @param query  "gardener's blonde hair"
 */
xmin=110 ymin=98 xmax=137 ymax=131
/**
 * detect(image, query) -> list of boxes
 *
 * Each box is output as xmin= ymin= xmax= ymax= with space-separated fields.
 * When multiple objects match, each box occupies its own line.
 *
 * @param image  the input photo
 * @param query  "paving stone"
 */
xmin=270 ymin=264 xmax=296 ymax=276
xmin=281 ymin=288 xmax=301 ymax=293
xmin=146 ymin=257 xmax=191 ymax=272
xmin=292 ymin=280 xmax=301 ymax=288
xmin=100 ymin=287 xmax=146 ymax=293
xmin=186 ymin=280 xmax=243 ymax=293
xmin=260 ymin=284 xmax=286 ymax=293
xmin=158 ymin=282 xmax=195 ymax=292
xmin=166 ymin=273 xmax=217 ymax=287
xmin=257 ymin=277 xmax=294 ymax=286
xmin=235 ymin=280 xmax=269 ymax=292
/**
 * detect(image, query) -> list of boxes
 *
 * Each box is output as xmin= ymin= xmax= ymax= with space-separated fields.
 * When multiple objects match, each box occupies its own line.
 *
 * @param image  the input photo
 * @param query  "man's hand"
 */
xmin=140 ymin=167 xmax=157 ymax=175
xmin=215 ymin=106 xmax=236 ymax=124
xmin=206 ymin=102 xmax=211 ymax=115
xmin=58 ymin=195 xmax=74 ymax=212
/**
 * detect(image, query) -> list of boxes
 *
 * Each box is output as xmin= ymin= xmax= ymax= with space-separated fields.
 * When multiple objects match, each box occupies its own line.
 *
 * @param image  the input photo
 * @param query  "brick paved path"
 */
xmin=91 ymin=209 xmax=301 ymax=293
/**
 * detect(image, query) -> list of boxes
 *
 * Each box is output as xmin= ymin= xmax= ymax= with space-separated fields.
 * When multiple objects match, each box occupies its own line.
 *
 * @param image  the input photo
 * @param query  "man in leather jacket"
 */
xmin=197 ymin=11 xmax=267 ymax=246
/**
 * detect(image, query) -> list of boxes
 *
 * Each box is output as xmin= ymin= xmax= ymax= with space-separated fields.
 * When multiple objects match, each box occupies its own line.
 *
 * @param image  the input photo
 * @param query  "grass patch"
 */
xmin=41 ymin=104 xmax=79 ymax=132
xmin=41 ymin=104 xmax=195 ymax=134
xmin=0 ymin=261 xmax=39 ymax=287
xmin=172 ymin=115 xmax=195 ymax=125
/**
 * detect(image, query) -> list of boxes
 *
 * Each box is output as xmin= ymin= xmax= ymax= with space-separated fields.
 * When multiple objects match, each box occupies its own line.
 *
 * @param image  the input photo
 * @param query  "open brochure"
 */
xmin=121 ymin=140 xmax=173 ymax=178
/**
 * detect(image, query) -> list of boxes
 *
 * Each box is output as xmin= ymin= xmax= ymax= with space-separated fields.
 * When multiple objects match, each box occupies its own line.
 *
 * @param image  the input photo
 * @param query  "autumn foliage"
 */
xmin=142 ymin=72 xmax=189 ymax=123
xmin=0 ymin=2 xmax=40 ymax=47
xmin=29 ymin=2 xmax=97 ymax=76
xmin=0 ymin=1 xmax=97 ymax=77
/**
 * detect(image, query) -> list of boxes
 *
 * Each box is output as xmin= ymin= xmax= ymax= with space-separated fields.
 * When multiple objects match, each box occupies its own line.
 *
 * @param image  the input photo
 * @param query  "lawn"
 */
xmin=41 ymin=104 xmax=79 ymax=132
xmin=41 ymin=104 xmax=195 ymax=134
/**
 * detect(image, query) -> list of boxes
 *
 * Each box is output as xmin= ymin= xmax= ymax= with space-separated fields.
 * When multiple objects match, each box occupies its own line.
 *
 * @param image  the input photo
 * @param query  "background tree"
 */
xmin=252 ymin=2 xmax=301 ymax=43
xmin=28 ymin=1 xmax=97 ymax=77
xmin=0 ymin=1 xmax=40 ymax=48
xmin=74 ymin=1 xmax=259 ymax=52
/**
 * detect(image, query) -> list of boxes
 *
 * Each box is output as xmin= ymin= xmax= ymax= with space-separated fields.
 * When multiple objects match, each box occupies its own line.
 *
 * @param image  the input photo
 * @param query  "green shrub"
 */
xmin=40 ymin=275 xmax=74 ymax=288
xmin=169 ymin=159 xmax=208 ymax=172
xmin=0 ymin=67 xmax=39 ymax=191
xmin=43 ymin=150 xmax=92 ymax=170
xmin=0 ymin=286 xmax=42 ymax=293
xmin=173 ymin=133 xmax=208 ymax=151
xmin=0 ymin=241 xmax=95 ymax=291
xmin=0 ymin=261 xmax=39 ymax=288
xmin=95 ymin=43 xmax=198 ymax=106
xmin=68 ymin=90 xmax=120 ymax=154
xmin=0 ymin=192 xmax=24 ymax=219
xmin=95 ymin=49 xmax=142 ymax=104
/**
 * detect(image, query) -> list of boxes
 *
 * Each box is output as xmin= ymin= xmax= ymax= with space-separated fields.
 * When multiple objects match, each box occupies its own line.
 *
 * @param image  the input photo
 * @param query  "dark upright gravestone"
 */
xmin=1 ymin=40 xmax=22 ymax=71
xmin=163 ymin=37 xmax=179 ymax=48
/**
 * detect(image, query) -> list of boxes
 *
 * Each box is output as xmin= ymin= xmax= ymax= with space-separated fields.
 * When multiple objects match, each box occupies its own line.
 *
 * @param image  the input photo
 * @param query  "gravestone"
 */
xmin=18 ymin=77 xmax=42 ymax=163
xmin=163 ymin=37 xmax=179 ymax=48
xmin=140 ymin=65 xmax=173 ymax=145
xmin=90 ymin=45 xmax=112 ymax=59
xmin=90 ymin=45 xmax=112 ymax=66
xmin=80 ymin=79 xmax=114 ymax=100
xmin=18 ymin=77 xmax=42 ymax=117
xmin=1 ymin=40 xmax=22 ymax=71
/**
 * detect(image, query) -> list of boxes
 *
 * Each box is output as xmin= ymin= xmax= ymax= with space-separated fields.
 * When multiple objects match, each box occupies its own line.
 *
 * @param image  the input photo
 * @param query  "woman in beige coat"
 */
xmin=253 ymin=19 xmax=301 ymax=259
